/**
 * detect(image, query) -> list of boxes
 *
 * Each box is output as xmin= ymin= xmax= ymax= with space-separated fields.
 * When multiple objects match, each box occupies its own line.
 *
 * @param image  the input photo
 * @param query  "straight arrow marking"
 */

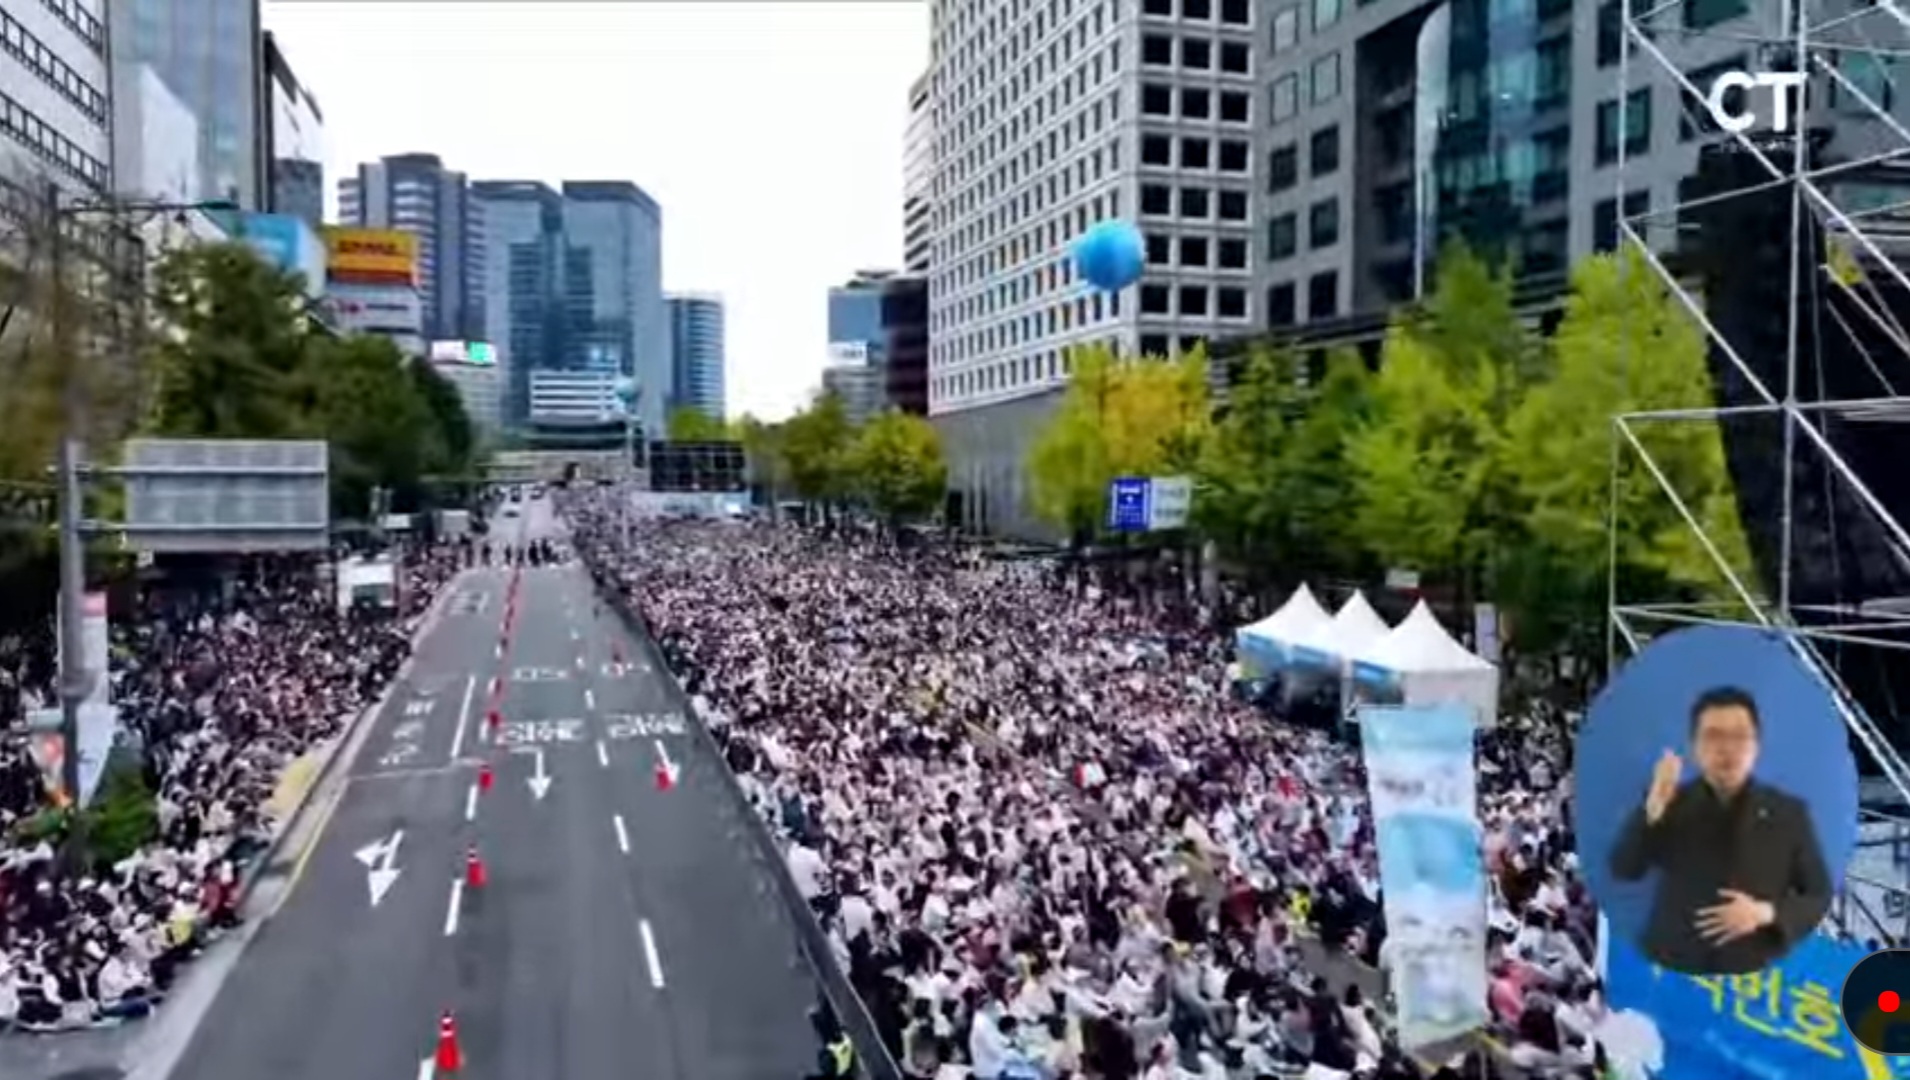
xmin=354 ymin=830 xmax=404 ymax=907
xmin=527 ymin=747 xmax=552 ymax=800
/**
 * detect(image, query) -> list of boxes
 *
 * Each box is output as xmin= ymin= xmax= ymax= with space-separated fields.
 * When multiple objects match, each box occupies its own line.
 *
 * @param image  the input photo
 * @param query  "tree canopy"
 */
xmin=741 ymin=395 xmax=949 ymax=523
xmin=142 ymin=242 xmax=479 ymax=515
xmin=665 ymin=405 xmax=730 ymax=442
xmin=1022 ymin=245 xmax=1752 ymax=672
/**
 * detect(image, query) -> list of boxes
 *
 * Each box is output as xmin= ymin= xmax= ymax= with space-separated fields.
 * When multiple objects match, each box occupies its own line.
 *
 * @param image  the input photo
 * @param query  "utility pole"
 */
xmin=49 ymin=179 xmax=91 ymax=811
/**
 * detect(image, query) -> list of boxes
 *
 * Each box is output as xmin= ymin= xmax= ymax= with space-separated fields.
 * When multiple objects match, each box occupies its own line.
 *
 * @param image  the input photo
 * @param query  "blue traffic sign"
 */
xmin=1107 ymin=476 xmax=1150 ymax=532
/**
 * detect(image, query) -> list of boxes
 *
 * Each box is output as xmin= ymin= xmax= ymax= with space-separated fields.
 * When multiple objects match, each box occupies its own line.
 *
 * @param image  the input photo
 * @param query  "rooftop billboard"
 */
xmin=321 ymin=226 xmax=418 ymax=287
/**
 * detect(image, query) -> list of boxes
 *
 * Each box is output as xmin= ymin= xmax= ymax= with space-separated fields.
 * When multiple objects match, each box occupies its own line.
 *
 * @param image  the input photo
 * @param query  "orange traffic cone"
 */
xmin=477 ymin=761 xmax=494 ymax=793
xmin=435 ymin=1010 xmax=463 ymax=1074
xmin=486 ymin=709 xmax=502 ymax=738
xmin=465 ymin=845 xmax=487 ymax=889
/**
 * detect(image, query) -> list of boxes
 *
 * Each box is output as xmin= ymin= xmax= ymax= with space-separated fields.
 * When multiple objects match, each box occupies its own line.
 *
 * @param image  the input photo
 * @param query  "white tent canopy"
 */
xmin=1353 ymin=600 xmax=1500 ymax=726
xmin=1288 ymin=591 xmax=1394 ymax=666
xmin=1235 ymin=584 xmax=1334 ymax=669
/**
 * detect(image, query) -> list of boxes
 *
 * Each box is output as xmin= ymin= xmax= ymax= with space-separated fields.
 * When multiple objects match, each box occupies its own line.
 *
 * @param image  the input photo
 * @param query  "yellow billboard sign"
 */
xmin=322 ymin=227 xmax=418 ymax=286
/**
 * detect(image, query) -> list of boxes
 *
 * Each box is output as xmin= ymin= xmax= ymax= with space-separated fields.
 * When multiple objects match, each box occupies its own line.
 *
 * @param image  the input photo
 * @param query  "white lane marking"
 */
xmin=443 ymin=879 xmax=465 ymax=937
xmin=584 ymin=688 xmax=595 ymax=711
xmin=597 ymin=739 xmax=610 ymax=768
xmin=494 ymin=641 xmax=504 ymax=659
xmin=464 ymin=782 xmax=478 ymax=822
xmin=488 ymin=675 xmax=500 ymax=697
xmin=613 ymin=813 xmax=630 ymax=854
xmin=639 ymin=919 xmax=665 ymax=988
xmin=449 ymin=674 xmax=475 ymax=761
xmin=417 ymin=1057 xmax=435 ymax=1080
xmin=570 ymin=626 xmax=581 ymax=641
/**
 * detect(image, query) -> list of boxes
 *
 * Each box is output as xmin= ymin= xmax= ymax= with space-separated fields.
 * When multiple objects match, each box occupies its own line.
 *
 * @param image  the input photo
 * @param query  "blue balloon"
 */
xmin=1073 ymin=220 xmax=1145 ymax=293
xmin=612 ymin=377 xmax=639 ymax=404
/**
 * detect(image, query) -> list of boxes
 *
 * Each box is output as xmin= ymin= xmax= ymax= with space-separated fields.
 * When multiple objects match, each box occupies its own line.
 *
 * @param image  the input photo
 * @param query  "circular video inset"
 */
xmin=1842 ymin=948 xmax=1910 ymax=1055
xmin=1572 ymin=624 xmax=1857 ymax=976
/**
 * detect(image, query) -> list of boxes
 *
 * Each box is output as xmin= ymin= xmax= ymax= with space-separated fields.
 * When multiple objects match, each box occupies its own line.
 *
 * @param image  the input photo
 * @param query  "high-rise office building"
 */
xmin=882 ymin=275 xmax=929 ymax=416
xmin=903 ymin=71 xmax=934 ymax=275
xmin=471 ymin=180 xmax=564 ymax=427
xmin=260 ymin=32 xmax=323 ymax=231
xmin=668 ymin=293 xmax=727 ymax=421
xmin=338 ymin=153 xmax=484 ymax=343
xmin=560 ymin=181 xmax=668 ymax=437
xmin=1 ymin=0 xmax=109 ymax=199
xmin=109 ymin=0 xmax=262 ymax=208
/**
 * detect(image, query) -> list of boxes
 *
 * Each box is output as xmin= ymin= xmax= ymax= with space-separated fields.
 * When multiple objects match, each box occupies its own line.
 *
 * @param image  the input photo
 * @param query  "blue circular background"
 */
xmin=1573 ymin=624 xmax=1858 ymax=955
xmin=1073 ymin=220 xmax=1145 ymax=293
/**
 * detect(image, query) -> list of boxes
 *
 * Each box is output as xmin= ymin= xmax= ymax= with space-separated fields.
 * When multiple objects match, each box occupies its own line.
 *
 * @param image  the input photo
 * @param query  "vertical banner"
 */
xmin=1359 ymin=703 xmax=1490 ymax=1050
xmin=48 ymin=591 xmax=119 ymax=806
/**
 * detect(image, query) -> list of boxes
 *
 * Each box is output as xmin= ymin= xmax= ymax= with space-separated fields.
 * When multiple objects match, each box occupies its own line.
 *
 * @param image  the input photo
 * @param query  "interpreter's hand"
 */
xmin=1644 ymin=749 xmax=1683 ymax=824
xmin=1695 ymin=888 xmax=1775 ymax=945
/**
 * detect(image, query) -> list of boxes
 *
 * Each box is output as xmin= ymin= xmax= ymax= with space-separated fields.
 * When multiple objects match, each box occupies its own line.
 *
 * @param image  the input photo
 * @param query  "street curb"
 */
xmin=233 ymin=569 xmax=468 ymax=904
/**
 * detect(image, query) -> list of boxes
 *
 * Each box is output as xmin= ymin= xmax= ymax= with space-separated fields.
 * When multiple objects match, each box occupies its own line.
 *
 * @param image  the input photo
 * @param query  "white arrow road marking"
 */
xmin=654 ymin=740 xmax=680 ymax=787
xmin=583 ymin=688 xmax=595 ymax=711
xmin=597 ymin=739 xmax=609 ymax=768
xmin=353 ymin=830 xmax=404 ymax=908
xmin=464 ymin=782 xmax=479 ymax=822
xmin=640 ymin=919 xmax=665 ymax=988
xmin=526 ymin=747 xmax=552 ymax=800
xmin=443 ymin=878 xmax=465 ymax=936
xmin=449 ymin=674 xmax=475 ymax=761
xmin=613 ymin=814 xmax=630 ymax=854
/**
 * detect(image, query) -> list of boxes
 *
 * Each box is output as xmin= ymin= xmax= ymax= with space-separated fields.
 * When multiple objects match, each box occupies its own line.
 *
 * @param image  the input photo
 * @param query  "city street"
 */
xmin=155 ymin=500 xmax=818 ymax=1080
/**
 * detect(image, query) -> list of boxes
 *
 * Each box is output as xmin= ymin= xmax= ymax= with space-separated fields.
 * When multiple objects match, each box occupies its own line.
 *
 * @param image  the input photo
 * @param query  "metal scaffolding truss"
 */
xmin=1610 ymin=0 xmax=1910 ymax=937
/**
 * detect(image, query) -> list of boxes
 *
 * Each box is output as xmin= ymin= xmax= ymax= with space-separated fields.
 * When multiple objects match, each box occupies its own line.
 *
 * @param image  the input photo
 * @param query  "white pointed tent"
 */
xmin=1351 ymin=600 xmax=1500 ymax=726
xmin=1235 ymin=584 xmax=1334 ymax=674
xmin=1288 ymin=591 xmax=1394 ymax=668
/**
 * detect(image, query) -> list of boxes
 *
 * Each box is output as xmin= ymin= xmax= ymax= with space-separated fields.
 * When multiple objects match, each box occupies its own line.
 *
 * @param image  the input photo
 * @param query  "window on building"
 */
xmin=1268 ymin=143 xmax=1299 ymax=191
xmin=1218 ymin=236 xmax=1249 ymax=267
xmin=1217 ymin=287 xmax=1247 ymax=317
xmin=1221 ymin=0 xmax=1251 ymax=24
xmin=1593 ymin=190 xmax=1652 ymax=251
xmin=1146 ymin=233 xmax=1172 ymax=264
xmin=1308 ymin=270 xmax=1339 ymax=319
xmin=1141 ymin=283 xmax=1172 ymax=313
xmin=1179 ymin=286 xmax=1210 ymax=316
xmin=1220 ymin=41 xmax=1251 ymax=73
xmin=1267 ymin=282 xmax=1297 ymax=325
xmin=1181 ymin=137 xmax=1211 ymax=168
xmin=1311 ymin=53 xmax=1342 ymax=105
xmin=1143 ymin=0 xmax=1173 ymax=15
xmin=1179 ymin=236 xmax=1210 ymax=266
xmin=1219 ymin=90 xmax=1251 ymax=122
xmin=1596 ymin=89 xmax=1652 ymax=164
xmin=1267 ymin=213 xmax=1299 ymax=259
xmin=1179 ymin=187 xmax=1211 ymax=217
xmin=1181 ymin=38 xmax=1212 ymax=69
xmin=1183 ymin=0 xmax=1213 ymax=18
xmin=1310 ymin=124 xmax=1340 ymax=176
xmin=1143 ymin=35 xmax=1175 ymax=65
xmin=1218 ymin=190 xmax=1248 ymax=220
xmin=1596 ymin=1 xmax=1622 ymax=68
xmin=1272 ymin=6 xmax=1300 ymax=52
xmin=1309 ymin=197 xmax=1340 ymax=248
xmin=1271 ymin=75 xmax=1299 ymax=123
xmin=1314 ymin=0 xmax=1342 ymax=30
xmin=1142 ymin=84 xmax=1175 ymax=114
xmin=1181 ymin=87 xmax=1212 ymax=119
xmin=1141 ymin=184 xmax=1173 ymax=214
xmin=1684 ymin=0 xmax=1747 ymax=30
xmin=1142 ymin=133 xmax=1174 ymax=165
xmin=1219 ymin=139 xmax=1250 ymax=171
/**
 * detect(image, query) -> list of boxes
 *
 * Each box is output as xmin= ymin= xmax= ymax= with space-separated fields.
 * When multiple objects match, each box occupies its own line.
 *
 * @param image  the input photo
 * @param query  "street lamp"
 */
xmin=612 ymin=377 xmax=639 ymax=548
xmin=47 ymin=184 xmax=234 ymax=813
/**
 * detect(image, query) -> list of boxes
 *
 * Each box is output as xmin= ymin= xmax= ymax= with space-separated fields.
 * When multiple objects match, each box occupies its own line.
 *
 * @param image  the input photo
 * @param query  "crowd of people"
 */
xmin=568 ymin=501 xmax=1613 ymax=1080
xmin=0 ymin=543 xmax=465 ymax=1033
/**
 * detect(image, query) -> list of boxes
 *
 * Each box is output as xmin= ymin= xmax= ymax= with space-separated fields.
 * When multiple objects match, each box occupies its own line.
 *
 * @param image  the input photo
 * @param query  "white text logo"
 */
xmin=1707 ymin=71 xmax=1807 ymax=134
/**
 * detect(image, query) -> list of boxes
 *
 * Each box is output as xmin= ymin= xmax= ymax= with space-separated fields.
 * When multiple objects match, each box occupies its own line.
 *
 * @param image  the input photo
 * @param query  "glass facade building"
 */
xmin=113 ymin=0 xmax=261 ymax=208
xmin=262 ymin=32 xmax=323 ymax=230
xmin=340 ymin=154 xmax=484 ymax=342
xmin=561 ymin=182 xmax=667 ymax=437
xmin=668 ymin=294 xmax=726 ymax=421
xmin=472 ymin=180 xmax=564 ymax=427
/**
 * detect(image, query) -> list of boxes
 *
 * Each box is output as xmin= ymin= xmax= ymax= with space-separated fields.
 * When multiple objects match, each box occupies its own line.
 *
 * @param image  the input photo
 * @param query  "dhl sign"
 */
xmin=322 ymin=227 xmax=418 ymax=286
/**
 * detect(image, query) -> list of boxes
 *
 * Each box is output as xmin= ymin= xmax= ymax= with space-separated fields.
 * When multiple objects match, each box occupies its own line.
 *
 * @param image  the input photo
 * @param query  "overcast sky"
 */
xmin=263 ymin=1 xmax=928 ymax=421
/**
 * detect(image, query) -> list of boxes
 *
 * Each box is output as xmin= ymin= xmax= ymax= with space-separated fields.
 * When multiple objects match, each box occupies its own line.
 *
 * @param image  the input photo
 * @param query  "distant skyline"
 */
xmin=263 ymin=1 xmax=928 ymax=421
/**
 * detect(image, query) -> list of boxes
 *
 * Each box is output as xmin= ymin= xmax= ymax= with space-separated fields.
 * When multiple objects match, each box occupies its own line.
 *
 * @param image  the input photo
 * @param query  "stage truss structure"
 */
xmin=1610 ymin=0 xmax=1910 ymax=940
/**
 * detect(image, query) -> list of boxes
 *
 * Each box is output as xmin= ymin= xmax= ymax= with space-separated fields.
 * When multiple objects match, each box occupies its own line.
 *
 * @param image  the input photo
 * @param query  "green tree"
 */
xmin=292 ymin=335 xmax=438 ymax=515
xmin=848 ymin=410 xmax=947 ymax=523
xmin=780 ymin=391 xmax=857 ymax=503
xmin=1195 ymin=346 xmax=1302 ymax=581
xmin=666 ymin=405 xmax=729 ymax=442
xmin=1028 ymin=343 xmax=1210 ymax=537
xmin=734 ymin=413 xmax=789 ymax=495
xmin=145 ymin=243 xmax=312 ymax=439
xmin=1502 ymin=249 xmax=1752 ymax=656
xmin=409 ymin=360 xmax=475 ymax=477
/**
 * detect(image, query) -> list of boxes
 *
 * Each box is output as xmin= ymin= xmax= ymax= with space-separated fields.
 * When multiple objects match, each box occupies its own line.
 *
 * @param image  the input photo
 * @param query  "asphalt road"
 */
xmin=162 ymin=500 xmax=818 ymax=1080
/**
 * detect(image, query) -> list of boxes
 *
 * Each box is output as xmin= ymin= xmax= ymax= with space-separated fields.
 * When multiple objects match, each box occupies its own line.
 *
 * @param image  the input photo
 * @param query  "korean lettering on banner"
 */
xmin=1604 ymin=932 xmax=1905 ymax=1080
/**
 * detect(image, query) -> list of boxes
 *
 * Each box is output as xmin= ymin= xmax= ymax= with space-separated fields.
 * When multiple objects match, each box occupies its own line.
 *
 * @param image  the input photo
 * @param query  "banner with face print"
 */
xmin=1359 ymin=703 xmax=1489 ymax=1051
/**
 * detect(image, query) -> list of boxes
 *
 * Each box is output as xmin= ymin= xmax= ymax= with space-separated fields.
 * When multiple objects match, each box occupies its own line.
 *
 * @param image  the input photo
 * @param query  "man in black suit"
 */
xmin=1608 ymin=685 xmax=1833 ymax=974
